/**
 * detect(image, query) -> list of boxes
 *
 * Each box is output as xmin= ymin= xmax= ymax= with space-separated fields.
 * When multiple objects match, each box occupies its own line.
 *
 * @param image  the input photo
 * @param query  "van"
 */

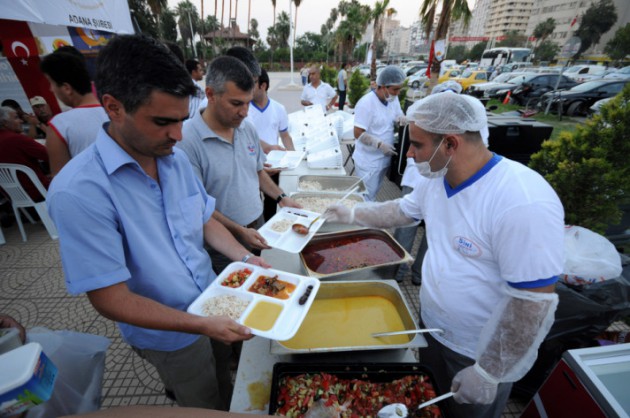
xmin=440 ymin=60 xmax=457 ymax=75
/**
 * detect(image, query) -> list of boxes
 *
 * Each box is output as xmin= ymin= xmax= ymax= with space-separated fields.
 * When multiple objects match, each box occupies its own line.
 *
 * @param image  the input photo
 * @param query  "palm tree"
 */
xmin=420 ymin=0 xmax=472 ymax=87
xmin=271 ymin=0 xmax=277 ymax=27
xmin=369 ymin=0 xmax=391 ymax=81
xmin=176 ymin=0 xmax=200 ymax=58
xmin=336 ymin=0 xmax=372 ymax=62
xmin=221 ymin=0 xmax=225 ymax=28
xmin=292 ymin=0 xmax=303 ymax=48
xmin=532 ymin=18 xmax=555 ymax=48
xmin=147 ymin=0 xmax=167 ymax=38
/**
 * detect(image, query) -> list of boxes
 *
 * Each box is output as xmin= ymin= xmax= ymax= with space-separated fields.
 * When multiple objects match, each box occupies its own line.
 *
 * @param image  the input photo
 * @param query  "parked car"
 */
xmin=510 ymin=74 xmax=578 ymax=106
xmin=435 ymin=68 xmax=462 ymax=84
xmin=562 ymin=65 xmax=607 ymax=83
xmin=467 ymin=72 xmax=523 ymax=97
xmin=482 ymin=73 xmax=533 ymax=101
xmin=405 ymin=64 xmax=428 ymax=76
xmin=589 ymin=97 xmax=613 ymax=114
xmin=538 ymin=80 xmax=629 ymax=116
xmin=604 ymin=66 xmax=630 ymax=81
xmin=452 ymin=69 xmax=489 ymax=91
xmin=407 ymin=71 xmax=429 ymax=89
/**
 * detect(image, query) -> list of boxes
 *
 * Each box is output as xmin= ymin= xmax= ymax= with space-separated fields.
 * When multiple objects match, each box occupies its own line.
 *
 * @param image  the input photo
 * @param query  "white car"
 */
xmin=604 ymin=66 xmax=630 ymax=81
xmin=563 ymin=65 xmax=607 ymax=83
xmin=407 ymin=71 xmax=429 ymax=89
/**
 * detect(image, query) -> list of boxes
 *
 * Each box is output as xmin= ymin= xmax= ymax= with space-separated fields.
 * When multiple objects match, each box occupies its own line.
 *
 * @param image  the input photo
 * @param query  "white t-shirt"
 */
xmin=301 ymin=82 xmax=336 ymax=113
xmin=49 ymin=105 xmax=109 ymax=157
xmin=400 ymin=158 xmax=420 ymax=188
xmin=400 ymin=155 xmax=564 ymax=358
xmin=352 ymin=91 xmax=403 ymax=170
xmin=245 ymin=98 xmax=289 ymax=146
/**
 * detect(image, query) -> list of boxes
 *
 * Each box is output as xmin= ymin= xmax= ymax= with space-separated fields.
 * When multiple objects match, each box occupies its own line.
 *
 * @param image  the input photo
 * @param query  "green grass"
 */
xmin=487 ymin=99 xmax=581 ymax=141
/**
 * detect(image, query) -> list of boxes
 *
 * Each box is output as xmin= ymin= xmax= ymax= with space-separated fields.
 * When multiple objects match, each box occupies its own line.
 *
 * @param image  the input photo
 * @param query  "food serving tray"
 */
xmin=299 ymin=228 xmax=412 ymax=279
xmin=270 ymin=280 xmax=426 ymax=354
xmin=187 ymin=262 xmax=320 ymax=341
xmin=289 ymin=192 xmax=365 ymax=214
xmin=269 ymin=362 xmax=447 ymax=417
xmin=258 ymin=207 xmax=326 ymax=253
xmin=266 ymin=150 xmax=306 ymax=170
xmin=297 ymin=175 xmax=367 ymax=194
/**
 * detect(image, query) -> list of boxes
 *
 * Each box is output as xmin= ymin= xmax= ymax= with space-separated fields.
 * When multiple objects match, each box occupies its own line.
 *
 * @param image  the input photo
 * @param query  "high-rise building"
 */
xmin=485 ymin=0 xmax=535 ymax=38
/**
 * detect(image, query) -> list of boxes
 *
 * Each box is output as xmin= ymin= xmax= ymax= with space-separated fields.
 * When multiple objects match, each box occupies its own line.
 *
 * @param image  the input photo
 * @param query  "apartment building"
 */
xmin=485 ymin=0 xmax=535 ymax=38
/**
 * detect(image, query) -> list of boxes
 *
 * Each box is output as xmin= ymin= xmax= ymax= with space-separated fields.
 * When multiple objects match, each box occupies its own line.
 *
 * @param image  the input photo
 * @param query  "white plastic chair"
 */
xmin=0 ymin=163 xmax=58 ymax=242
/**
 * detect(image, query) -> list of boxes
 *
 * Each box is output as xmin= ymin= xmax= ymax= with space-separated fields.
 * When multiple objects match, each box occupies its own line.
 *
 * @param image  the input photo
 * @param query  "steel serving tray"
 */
xmin=269 ymin=362 xmax=448 ymax=417
xmin=270 ymin=280 xmax=426 ymax=354
xmin=298 ymin=228 xmax=412 ymax=279
xmin=297 ymin=175 xmax=367 ymax=194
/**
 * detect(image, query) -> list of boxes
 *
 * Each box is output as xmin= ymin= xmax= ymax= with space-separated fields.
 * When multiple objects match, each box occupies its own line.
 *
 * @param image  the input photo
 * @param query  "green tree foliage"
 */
xmin=604 ymin=23 xmax=630 ymax=61
xmin=320 ymin=64 xmax=337 ymax=86
xmin=348 ymin=69 xmax=370 ymax=107
xmin=574 ymin=0 xmax=617 ymax=57
xmin=529 ymin=83 xmax=630 ymax=233
xmin=446 ymin=45 xmax=467 ymax=62
xmin=175 ymin=1 xmax=201 ymax=58
xmin=469 ymin=41 xmax=487 ymax=61
xmin=336 ymin=0 xmax=372 ymax=62
xmin=535 ymin=39 xmax=560 ymax=63
xmin=160 ymin=7 xmax=178 ymax=42
xmin=497 ymin=30 xmax=527 ymax=47
xmin=294 ymin=32 xmax=327 ymax=62
xmin=420 ymin=0 xmax=472 ymax=87
xmin=533 ymin=18 xmax=556 ymax=45
xmin=267 ymin=11 xmax=290 ymax=49
xmin=369 ymin=0 xmax=390 ymax=81
xmin=127 ymin=0 xmax=159 ymax=38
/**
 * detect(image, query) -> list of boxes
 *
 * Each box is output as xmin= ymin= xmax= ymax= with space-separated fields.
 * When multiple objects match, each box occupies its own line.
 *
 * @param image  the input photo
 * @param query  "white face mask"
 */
xmin=382 ymin=87 xmax=397 ymax=103
xmin=415 ymin=137 xmax=452 ymax=179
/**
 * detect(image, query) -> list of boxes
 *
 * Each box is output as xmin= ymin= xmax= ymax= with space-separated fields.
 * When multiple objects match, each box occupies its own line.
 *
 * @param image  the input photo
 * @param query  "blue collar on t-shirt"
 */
xmin=372 ymin=90 xmax=388 ymax=106
xmin=250 ymin=99 xmax=270 ymax=113
xmin=444 ymin=153 xmax=502 ymax=198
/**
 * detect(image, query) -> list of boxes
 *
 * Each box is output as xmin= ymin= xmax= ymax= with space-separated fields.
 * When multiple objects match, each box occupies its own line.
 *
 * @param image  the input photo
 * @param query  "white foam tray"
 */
xmin=257 ymin=207 xmax=325 ymax=253
xmin=265 ymin=150 xmax=306 ymax=170
xmin=188 ymin=262 xmax=320 ymax=341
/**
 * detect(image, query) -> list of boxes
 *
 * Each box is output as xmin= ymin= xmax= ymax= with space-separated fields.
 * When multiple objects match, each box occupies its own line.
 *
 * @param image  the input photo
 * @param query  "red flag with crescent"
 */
xmin=0 ymin=19 xmax=61 ymax=114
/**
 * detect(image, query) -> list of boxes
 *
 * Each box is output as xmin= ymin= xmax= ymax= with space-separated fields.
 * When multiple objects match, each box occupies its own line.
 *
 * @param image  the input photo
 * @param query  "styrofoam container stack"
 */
xmin=0 ymin=343 xmax=57 ymax=417
xmin=307 ymin=147 xmax=343 ymax=169
xmin=305 ymin=130 xmax=339 ymax=155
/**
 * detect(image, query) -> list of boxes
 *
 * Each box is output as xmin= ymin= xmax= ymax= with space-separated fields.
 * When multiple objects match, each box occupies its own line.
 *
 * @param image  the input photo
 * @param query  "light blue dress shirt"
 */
xmin=48 ymin=124 xmax=216 ymax=351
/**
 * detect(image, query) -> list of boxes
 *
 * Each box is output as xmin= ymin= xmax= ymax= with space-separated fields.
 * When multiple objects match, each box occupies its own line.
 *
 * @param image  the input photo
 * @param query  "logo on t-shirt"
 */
xmin=247 ymin=144 xmax=256 ymax=155
xmin=453 ymin=236 xmax=482 ymax=258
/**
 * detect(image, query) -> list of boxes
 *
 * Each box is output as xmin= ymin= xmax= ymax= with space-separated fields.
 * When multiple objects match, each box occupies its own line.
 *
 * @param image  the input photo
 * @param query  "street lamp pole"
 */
xmin=188 ymin=9 xmax=197 ymax=59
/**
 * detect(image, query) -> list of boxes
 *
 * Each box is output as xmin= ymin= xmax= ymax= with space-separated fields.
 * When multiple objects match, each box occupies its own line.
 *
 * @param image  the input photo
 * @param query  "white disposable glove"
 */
xmin=396 ymin=115 xmax=408 ymax=126
xmin=324 ymin=200 xmax=415 ymax=229
xmin=451 ymin=286 xmax=558 ymax=405
xmin=452 ymin=364 xmax=498 ymax=404
xmin=377 ymin=141 xmax=398 ymax=156
xmin=322 ymin=204 xmax=354 ymax=224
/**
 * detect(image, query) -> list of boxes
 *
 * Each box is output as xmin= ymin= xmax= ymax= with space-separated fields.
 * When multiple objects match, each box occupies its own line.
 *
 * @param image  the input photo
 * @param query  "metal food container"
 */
xmin=270 ymin=280 xmax=426 ymax=354
xmin=299 ymin=228 xmax=412 ymax=279
xmin=297 ymin=175 xmax=367 ymax=194
xmin=269 ymin=362 xmax=448 ymax=417
xmin=289 ymin=192 xmax=366 ymax=234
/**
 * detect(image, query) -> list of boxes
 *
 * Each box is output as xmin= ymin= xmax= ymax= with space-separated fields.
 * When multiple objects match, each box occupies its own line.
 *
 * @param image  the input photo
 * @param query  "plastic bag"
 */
xmin=561 ymin=225 xmax=622 ymax=285
xmin=25 ymin=328 xmax=110 ymax=418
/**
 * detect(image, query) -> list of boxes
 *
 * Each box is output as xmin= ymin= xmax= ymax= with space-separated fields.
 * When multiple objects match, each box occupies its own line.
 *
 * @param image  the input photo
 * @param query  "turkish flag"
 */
xmin=426 ymin=40 xmax=435 ymax=77
xmin=0 ymin=19 xmax=61 ymax=114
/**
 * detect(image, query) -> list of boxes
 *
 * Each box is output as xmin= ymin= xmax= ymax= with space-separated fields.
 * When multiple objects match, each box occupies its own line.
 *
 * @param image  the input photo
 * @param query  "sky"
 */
xmin=166 ymin=0 xmax=427 ymax=41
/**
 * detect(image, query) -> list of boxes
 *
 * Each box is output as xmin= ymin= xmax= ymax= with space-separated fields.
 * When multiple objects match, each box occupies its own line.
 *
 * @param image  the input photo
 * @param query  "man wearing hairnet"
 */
xmin=351 ymin=65 xmax=406 ymax=200
xmin=325 ymin=92 xmax=564 ymax=418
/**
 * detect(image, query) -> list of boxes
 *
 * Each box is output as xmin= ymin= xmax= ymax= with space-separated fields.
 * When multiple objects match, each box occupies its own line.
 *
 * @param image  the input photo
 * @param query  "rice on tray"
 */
xmin=201 ymin=295 xmax=250 ymax=320
xmin=294 ymin=196 xmax=358 ymax=214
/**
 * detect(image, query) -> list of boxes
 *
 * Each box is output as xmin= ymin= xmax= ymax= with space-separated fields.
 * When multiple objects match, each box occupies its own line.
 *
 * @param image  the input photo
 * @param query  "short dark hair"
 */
xmin=258 ymin=68 xmax=270 ymax=91
xmin=225 ymin=46 xmax=260 ymax=78
xmin=206 ymin=56 xmax=254 ymax=95
xmin=185 ymin=59 xmax=200 ymax=75
xmin=40 ymin=52 xmax=92 ymax=95
xmin=1 ymin=99 xmax=21 ymax=111
xmin=54 ymin=45 xmax=85 ymax=63
xmin=164 ymin=42 xmax=185 ymax=64
xmin=96 ymin=35 xmax=196 ymax=114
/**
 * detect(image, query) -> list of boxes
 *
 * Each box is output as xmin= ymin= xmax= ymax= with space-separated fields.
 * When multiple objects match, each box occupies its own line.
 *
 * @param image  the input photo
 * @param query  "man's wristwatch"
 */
xmin=275 ymin=193 xmax=287 ymax=204
xmin=241 ymin=253 xmax=254 ymax=263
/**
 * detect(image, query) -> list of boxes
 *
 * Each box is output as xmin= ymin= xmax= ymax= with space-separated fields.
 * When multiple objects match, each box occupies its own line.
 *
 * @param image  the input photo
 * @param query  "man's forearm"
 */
xmin=259 ymin=170 xmax=283 ymax=198
xmin=211 ymin=210 xmax=246 ymax=237
xmin=204 ymin=216 xmax=250 ymax=262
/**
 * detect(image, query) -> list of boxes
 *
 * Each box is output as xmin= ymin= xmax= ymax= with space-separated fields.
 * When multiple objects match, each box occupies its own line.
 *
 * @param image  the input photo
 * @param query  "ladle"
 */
xmin=291 ymin=215 xmax=321 ymax=236
xmin=377 ymin=392 xmax=454 ymax=417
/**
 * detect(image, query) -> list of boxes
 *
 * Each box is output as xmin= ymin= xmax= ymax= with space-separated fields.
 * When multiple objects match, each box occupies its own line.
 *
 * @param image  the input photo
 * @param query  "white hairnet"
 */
xmin=376 ymin=65 xmax=406 ymax=86
xmin=431 ymin=80 xmax=462 ymax=95
xmin=406 ymin=91 xmax=488 ymax=136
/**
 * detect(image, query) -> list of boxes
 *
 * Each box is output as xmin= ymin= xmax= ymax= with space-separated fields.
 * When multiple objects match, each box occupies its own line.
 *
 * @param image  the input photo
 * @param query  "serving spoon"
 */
xmin=377 ymin=392 xmax=454 ymax=417
xmin=291 ymin=215 xmax=321 ymax=236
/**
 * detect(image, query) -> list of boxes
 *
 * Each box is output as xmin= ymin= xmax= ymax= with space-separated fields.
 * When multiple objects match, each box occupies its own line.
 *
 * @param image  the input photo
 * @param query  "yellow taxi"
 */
xmin=438 ymin=68 xmax=462 ymax=84
xmin=452 ymin=69 xmax=489 ymax=91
